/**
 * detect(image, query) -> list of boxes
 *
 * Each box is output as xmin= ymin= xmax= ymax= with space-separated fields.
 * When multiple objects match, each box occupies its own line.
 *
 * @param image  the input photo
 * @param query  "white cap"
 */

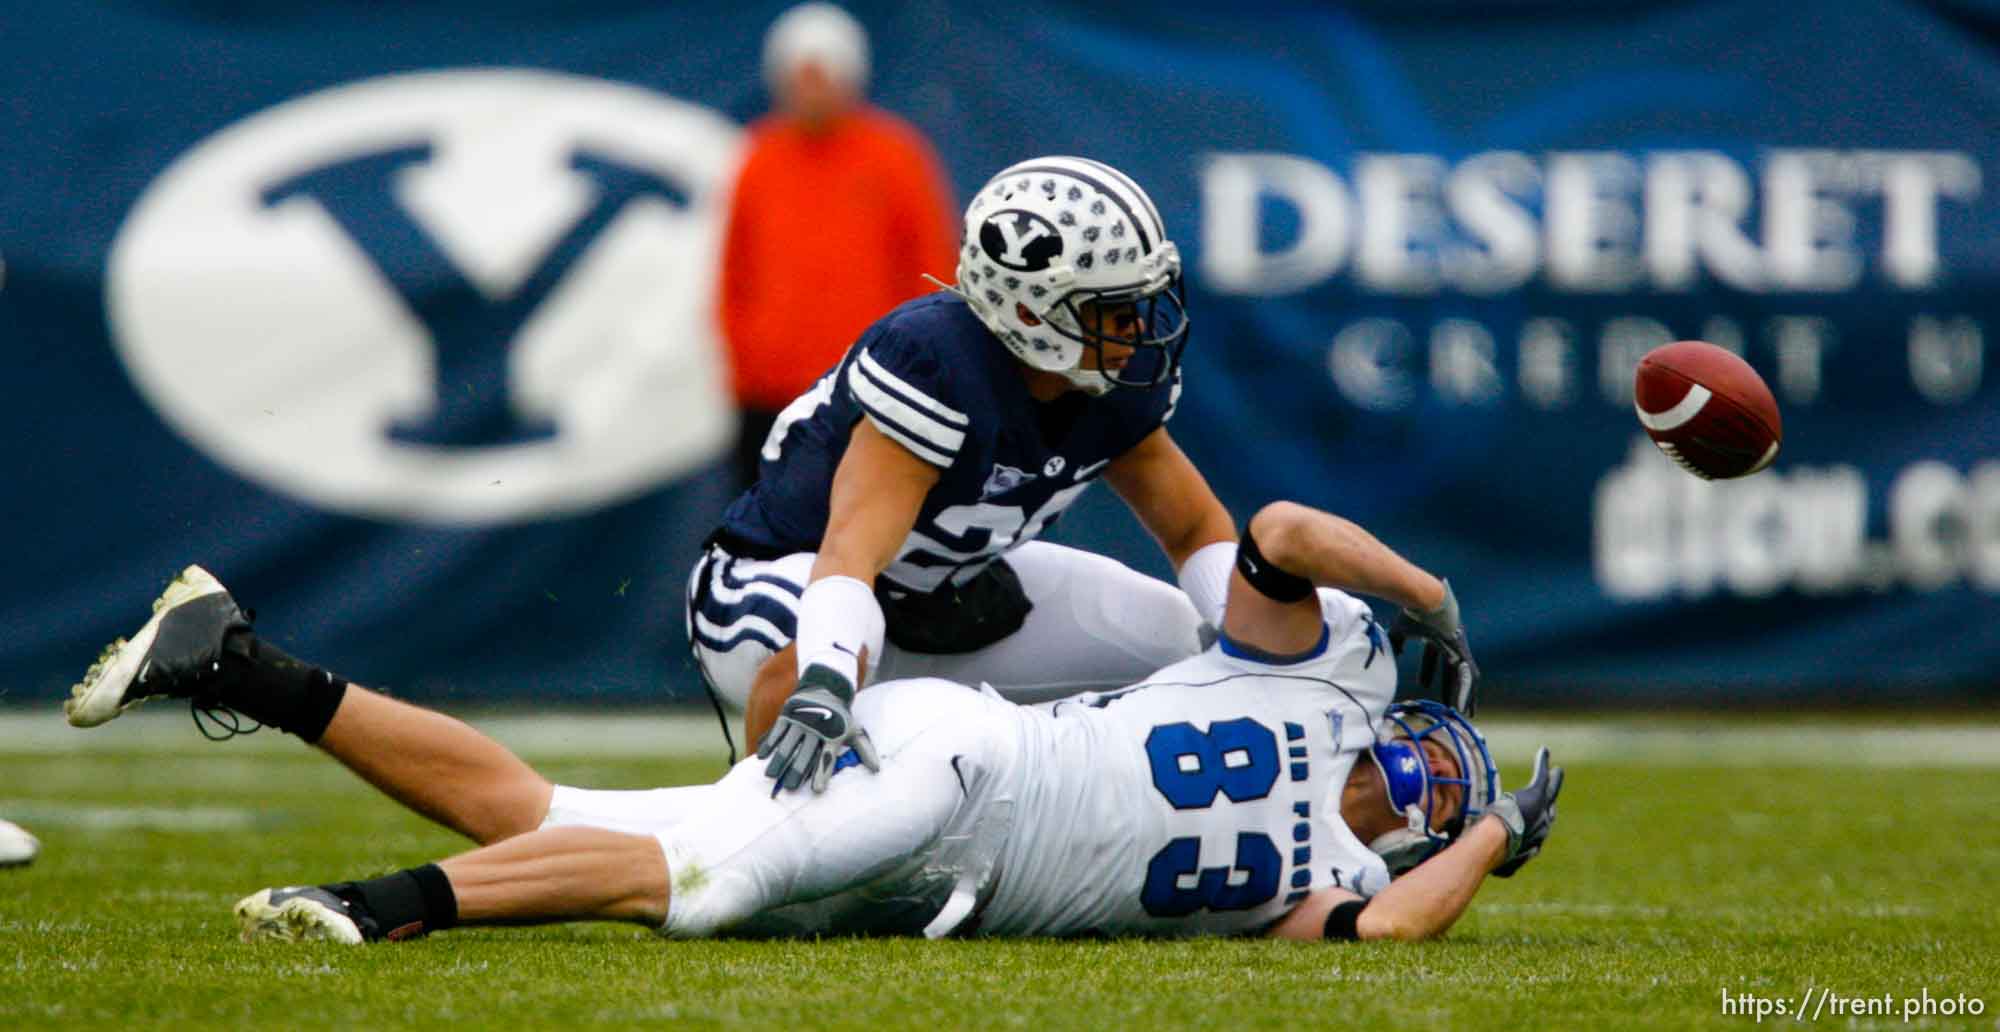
xmin=763 ymin=3 xmax=870 ymax=94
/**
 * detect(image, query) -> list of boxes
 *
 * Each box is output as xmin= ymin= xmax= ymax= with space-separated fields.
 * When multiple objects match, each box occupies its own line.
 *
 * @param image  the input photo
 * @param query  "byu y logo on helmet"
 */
xmin=980 ymin=209 xmax=1064 ymax=271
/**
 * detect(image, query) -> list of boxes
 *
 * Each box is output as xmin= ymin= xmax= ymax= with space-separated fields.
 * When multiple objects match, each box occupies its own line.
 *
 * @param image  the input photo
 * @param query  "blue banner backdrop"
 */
xmin=3 ymin=1 xmax=1995 ymax=705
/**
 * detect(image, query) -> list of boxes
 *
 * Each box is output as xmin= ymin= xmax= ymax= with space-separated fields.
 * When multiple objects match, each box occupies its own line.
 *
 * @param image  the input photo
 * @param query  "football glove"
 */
xmin=1388 ymin=578 xmax=1480 ymax=715
xmin=1485 ymin=747 xmax=1564 ymax=878
xmin=756 ymin=663 xmax=881 ymax=794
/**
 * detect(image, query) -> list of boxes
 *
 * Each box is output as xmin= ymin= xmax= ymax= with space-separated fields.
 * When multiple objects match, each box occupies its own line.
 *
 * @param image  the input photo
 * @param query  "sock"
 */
xmin=332 ymin=863 xmax=459 ymax=942
xmin=217 ymin=632 xmax=349 ymax=742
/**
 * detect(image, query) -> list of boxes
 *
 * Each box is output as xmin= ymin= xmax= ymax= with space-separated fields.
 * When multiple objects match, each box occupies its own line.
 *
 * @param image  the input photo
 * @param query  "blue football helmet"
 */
xmin=1366 ymin=700 xmax=1500 ymax=875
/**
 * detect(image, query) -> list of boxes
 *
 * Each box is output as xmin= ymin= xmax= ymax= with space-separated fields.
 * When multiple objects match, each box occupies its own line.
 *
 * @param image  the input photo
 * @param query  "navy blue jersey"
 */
xmin=715 ymin=292 xmax=1180 ymax=593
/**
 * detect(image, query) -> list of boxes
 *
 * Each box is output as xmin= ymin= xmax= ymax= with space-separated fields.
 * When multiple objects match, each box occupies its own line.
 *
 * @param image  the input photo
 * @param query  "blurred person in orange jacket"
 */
xmin=721 ymin=2 xmax=959 ymax=490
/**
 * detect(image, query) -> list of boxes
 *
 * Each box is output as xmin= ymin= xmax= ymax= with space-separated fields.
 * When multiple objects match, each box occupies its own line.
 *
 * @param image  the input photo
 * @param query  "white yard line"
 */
xmin=0 ymin=708 xmax=736 ymax=759
xmin=2 ymin=710 xmax=1996 ymax=766
xmin=1477 ymin=720 xmax=2000 ymax=768
xmin=0 ymin=800 xmax=263 ymax=830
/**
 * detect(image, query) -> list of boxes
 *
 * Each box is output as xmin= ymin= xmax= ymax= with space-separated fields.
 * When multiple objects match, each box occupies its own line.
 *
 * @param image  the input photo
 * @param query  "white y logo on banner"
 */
xmin=108 ymin=69 xmax=742 ymax=524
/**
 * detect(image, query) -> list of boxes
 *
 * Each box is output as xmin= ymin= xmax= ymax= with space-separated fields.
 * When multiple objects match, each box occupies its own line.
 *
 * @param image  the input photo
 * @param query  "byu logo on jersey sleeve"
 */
xmin=979 ymin=209 xmax=1063 ymax=271
xmin=107 ymin=70 xmax=742 ymax=524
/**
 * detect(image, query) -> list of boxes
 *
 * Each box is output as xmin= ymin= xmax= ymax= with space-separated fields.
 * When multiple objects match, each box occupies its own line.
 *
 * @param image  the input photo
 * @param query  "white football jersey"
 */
xmin=975 ymin=589 xmax=1398 ymax=937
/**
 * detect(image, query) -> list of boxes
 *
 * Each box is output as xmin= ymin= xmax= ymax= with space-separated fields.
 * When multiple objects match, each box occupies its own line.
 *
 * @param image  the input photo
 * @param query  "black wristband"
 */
xmin=1237 ymin=526 xmax=1314 ymax=603
xmin=1323 ymin=899 xmax=1366 ymax=941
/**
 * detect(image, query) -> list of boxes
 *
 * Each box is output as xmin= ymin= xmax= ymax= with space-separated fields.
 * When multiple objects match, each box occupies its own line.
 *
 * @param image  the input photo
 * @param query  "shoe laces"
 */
xmin=189 ymin=696 xmax=263 ymax=741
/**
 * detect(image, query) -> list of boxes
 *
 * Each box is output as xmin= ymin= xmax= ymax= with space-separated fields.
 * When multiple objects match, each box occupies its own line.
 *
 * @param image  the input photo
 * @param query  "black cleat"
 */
xmin=65 ymin=566 xmax=250 ymax=728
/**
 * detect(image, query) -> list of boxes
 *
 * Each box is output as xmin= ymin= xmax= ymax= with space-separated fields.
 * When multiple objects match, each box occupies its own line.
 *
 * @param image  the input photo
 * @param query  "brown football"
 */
xmin=1633 ymin=341 xmax=1782 ymax=479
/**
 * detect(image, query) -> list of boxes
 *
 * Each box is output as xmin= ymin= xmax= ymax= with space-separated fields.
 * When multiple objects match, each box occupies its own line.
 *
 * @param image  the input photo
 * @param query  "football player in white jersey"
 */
xmin=63 ymin=500 xmax=1557 ymax=944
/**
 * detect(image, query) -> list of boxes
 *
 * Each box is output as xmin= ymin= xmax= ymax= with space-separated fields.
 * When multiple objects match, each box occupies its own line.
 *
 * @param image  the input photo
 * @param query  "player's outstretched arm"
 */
xmin=1226 ymin=502 xmax=1479 ymax=712
xmin=1353 ymin=815 xmax=1509 ymax=940
xmin=1103 ymin=428 xmax=1237 ymax=626
xmin=1265 ymin=817 xmax=1505 ymax=942
xmin=1267 ymin=750 xmax=1566 ymax=942
xmin=1240 ymin=501 xmax=1443 ymax=612
xmin=1222 ymin=501 xmax=1446 ymax=656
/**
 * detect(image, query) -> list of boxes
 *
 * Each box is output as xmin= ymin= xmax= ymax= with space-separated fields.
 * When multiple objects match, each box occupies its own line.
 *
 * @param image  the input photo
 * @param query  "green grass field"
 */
xmin=3 ymin=709 xmax=1996 ymax=1030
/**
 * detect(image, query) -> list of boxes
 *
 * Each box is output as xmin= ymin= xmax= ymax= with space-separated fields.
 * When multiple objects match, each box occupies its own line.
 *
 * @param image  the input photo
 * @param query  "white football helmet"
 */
xmin=951 ymin=156 xmax=1189 ymax=395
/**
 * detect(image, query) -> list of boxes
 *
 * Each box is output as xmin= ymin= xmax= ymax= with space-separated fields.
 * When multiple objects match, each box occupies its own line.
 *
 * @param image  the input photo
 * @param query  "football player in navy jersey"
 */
xmin=691 ymin=156 xmax=1218 ymax=785
xmin=691 ymin=156 xmax=1476 ymax=792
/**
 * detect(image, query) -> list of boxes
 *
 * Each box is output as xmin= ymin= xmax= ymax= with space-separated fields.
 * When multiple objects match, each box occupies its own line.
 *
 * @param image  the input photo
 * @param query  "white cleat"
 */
xmin=234 ymin=887 xmax=366 ymax=945
xmin=65 ymin=565 xmax=249 ymax=728
xmin=0 ymin=819 xmax=38 ymax=868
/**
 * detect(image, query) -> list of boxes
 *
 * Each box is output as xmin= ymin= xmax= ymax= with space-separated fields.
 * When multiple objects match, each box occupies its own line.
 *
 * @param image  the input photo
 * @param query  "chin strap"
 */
xmin=945 ymin=268 xmax=1155 ymax=399
xmin=1057 ymin=367 xmax=1116 ymax=396
xmin=1368 ymin=823 xmax=1444 ymax=876
xmin=1366 ymin=734 xmax=1448 ymax=875
xmin=936 ymin=270 xmax=1110 ymax=390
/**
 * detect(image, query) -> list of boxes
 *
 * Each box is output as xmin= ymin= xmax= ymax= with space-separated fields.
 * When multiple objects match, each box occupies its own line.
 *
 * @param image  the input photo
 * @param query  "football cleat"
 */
xmin=65 ymin=565 xmax=250 ymax=728
xmin=0 ymin=819 xmax=39 ymax=868
xmin=234 ymin=886 xmax=367 ymax=945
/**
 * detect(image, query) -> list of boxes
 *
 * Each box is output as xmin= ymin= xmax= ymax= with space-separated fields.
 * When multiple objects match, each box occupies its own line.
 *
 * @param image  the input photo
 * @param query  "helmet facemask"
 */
xmin=1043 ymin=268 xmax=1189 ymax=395
xmin=1364 ymin=701 xmax=1499 ymax=875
